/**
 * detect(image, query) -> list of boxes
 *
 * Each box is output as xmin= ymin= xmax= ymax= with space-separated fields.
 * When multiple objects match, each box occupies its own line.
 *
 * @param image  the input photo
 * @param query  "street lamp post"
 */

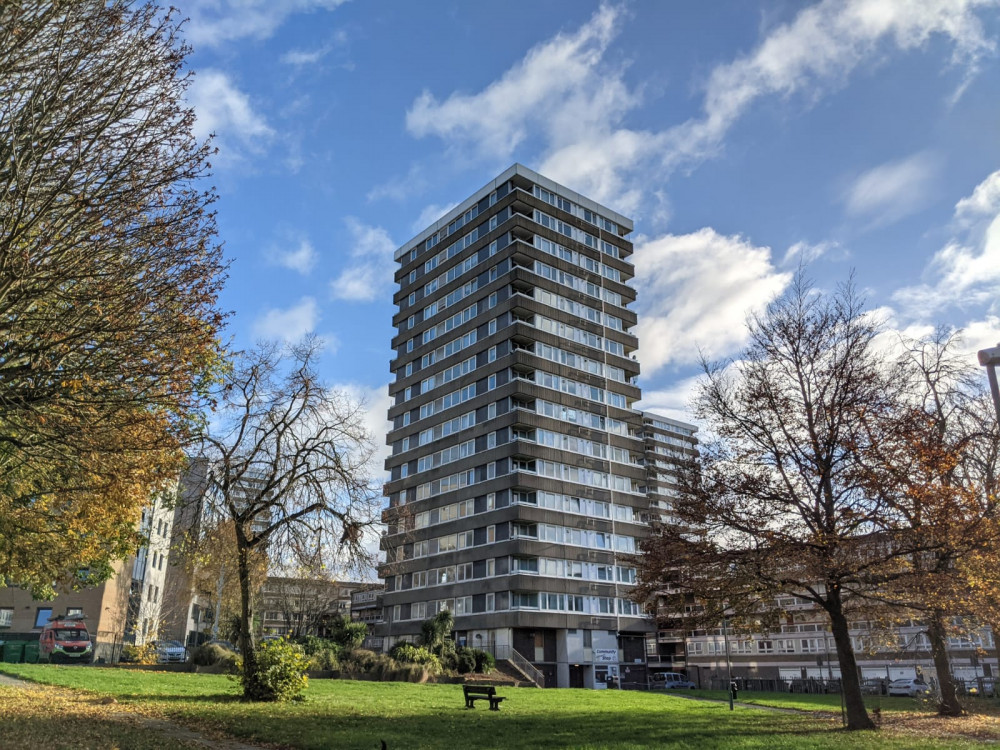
xmin=723 ymin=617 xmax=734 ymax=710
xmin=978 ymin=344 xmax=1000 ymax=426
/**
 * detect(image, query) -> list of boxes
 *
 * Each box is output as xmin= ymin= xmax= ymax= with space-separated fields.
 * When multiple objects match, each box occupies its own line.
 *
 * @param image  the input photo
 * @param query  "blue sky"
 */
xmin=174 ymin=0 xmax=1000 ymax=460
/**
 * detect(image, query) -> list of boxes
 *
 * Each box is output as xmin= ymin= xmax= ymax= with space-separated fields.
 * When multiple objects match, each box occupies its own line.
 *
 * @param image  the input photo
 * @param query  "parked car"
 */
xmin=38 ymin=613 xmax=93 ymax=664
xmin=962 ymin=679 xmax=994 ymax=697
xmin=151 ymin=639 xmax=187 ymax=663
xmin=651 ymin=672 xmax=697 ymax=689
xmin=887 ymin=678 xmax=931 ymax=697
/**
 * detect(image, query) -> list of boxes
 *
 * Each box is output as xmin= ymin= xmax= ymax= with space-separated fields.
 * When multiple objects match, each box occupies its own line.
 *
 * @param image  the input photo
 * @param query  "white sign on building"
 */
xmin=593 ymin=648 xmax=618 ymax=664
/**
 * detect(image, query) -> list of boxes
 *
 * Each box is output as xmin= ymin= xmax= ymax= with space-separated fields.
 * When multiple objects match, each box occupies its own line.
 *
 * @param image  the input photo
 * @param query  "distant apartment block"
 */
xmin=0 ymin=486 xmax=177 ymax=661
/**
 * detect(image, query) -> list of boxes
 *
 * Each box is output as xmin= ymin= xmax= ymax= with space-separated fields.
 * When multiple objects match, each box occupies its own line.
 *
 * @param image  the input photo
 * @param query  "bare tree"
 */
xmin=0 ymin=1 xmax=227 ymax=595
xmin=853 ymin=330 xmax=1000 ymax=715
xmin=636 ymin=274 xmax=903 ymax=731
xmin=196 ymin=340 xmax=379 ymax=700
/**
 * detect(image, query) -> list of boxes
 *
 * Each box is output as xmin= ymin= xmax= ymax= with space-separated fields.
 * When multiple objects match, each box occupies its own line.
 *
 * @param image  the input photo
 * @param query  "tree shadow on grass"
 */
xmin=157 ymin=700 xmax=870 ymax=750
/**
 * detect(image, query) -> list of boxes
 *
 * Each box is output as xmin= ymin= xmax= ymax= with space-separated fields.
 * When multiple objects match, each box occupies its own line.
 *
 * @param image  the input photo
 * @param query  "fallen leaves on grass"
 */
xmin=883 ymin=711 xmax=1000 ymax=744
xmin=0 ymin=684 xmax=201 ymax=750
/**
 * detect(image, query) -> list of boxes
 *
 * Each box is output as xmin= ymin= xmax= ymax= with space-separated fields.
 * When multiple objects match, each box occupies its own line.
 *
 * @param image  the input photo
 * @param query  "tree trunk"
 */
xmin=235 ymin=526 xmax=262 ymax=700
xmin=928 ymin=611 xmax=963 ymax=716
xmin=827 ymin=590 xmax=875 ymax=730
xmin=989 ymin=621 xmax=1000 ymax=692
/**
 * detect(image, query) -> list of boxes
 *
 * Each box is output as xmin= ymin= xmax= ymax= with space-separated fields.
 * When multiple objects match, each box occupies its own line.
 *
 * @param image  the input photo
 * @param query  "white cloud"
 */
xmin=956 ymin=315 xmax=1000 ymax=355
xmin=843 ymin=152 xmax=939 ymax=225
xmin=893 ymin=169 xmax=1000 ymax=317
xmin=636 ymin=374 xmax=705 ymax=428
xmin=281 ymin=30 xmax=349 ymax=66
xmin=404 ymin=0 xmax=995 ymax=215
xmin=181 ymin=0 xmax=349 ymax=47
xmin=633 ymin=228 xmax=792 ymax=375
xmin=253 ymin=297 xmax=320 ymax=342
xmin=268 ymin=237 xmax=318 ymax=275
xmin=660 ymin=0 xmax=994 ymax=171
xmin=187 ymin=70 xmax=273 ymax=164
xmin=406 ymin=4 xmax=627 ymax=157
xmin=782 ymin=240 xmax=840 ymax=265
xmin=955 ymin=170 xmax=1000 ymax=224
xmin=330 ymin=381 xmax=393 ymax=475
xmin=329 ymin=219 xmax=396 ymax=302
xmin=366 ymin=164 xmax=430 ymax=203
xmin=411 ymin=202 xmax=459 ymax=234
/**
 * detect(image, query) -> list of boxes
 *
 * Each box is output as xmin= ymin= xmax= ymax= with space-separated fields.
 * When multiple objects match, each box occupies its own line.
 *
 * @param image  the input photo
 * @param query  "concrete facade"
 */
xmin=377 ymin=164 xmax=697 ymax=688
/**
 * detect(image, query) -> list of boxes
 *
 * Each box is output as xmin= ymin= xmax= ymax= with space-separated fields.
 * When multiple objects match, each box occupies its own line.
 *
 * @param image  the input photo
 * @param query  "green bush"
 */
xmin=308 ymin=649 xmax=339 ymax=671
xmin=243 ymin=638 xmax=310 ymax=702
xmin=340 ymin=648 xmax=383 ymax=674
xmin=120 ymin=643 xmax=157 ymax=665
xmin=295 ymin=635 xmax=340 ymax=657
xmin=329 ymin=616 xmax=368 ymax=650
xmin=455 ymin=647 xmax=477 ymax=674
xmin=388 ymin=643 xmax=441 ymax=673
xmin=192 ymin=643 xmax=240 ymax=673
xmin=472 ymin=649 xmax=495 ymax=675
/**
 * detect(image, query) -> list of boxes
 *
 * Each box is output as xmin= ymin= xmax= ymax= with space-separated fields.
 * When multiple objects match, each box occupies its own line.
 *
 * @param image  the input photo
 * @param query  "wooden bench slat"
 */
xmin=463 ymin=684 xmax=505 ymax=711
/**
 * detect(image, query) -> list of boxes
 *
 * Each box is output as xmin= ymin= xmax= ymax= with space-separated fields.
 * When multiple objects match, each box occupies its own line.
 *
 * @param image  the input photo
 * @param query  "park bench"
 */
xmin=463 ymin=684 xmax=505 ymax=711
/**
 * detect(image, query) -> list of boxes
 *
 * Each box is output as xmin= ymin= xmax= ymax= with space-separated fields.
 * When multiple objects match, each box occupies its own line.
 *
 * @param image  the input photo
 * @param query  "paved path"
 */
xmin=0 ymin=672 xmax=269 ymax=750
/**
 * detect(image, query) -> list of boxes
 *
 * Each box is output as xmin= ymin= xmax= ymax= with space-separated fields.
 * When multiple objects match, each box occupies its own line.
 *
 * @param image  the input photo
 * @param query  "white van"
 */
xmin=651 ymin=672 xmax=696 ymax=689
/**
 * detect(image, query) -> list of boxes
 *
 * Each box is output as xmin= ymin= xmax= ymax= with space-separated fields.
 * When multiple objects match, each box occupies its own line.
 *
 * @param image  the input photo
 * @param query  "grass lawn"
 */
xmin=690 ymin=688 xmax=1000 ymax=715
xmin=0 ymin=664 xmax=995 ymax=750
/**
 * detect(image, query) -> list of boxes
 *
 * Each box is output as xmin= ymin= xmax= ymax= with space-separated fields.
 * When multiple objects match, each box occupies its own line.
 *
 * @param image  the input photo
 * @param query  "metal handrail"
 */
xmin=508 ymin=646 xmax=545 ymax=688
xmin=477 ymin=644 xmax=545 ymax=687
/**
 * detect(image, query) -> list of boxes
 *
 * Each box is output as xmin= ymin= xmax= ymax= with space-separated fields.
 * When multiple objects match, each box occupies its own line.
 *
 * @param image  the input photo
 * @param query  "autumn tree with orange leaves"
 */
xmin=0 ymin=2 xmax=227 ymax=596
xmin=853 ymin=331 xmax=1000 ymax=716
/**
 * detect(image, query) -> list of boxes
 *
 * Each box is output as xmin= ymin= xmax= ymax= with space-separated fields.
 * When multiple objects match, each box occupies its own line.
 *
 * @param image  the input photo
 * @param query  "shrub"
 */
xmin=329 ymin=616 xmax=368 ymax=650
xmin=472 ymin=649 xmax=495 ymax=675
xmin=242 ymin=638 xmax=310 ymax=702
xmin=295 ymin=635 xmax=339 ymax=657
xmin=120 ymin=643 xmax=157 ymax=665
xmin=192 ymin=642 xmax=238 ymax=671
xmin=307 ymin=649 xmax=339 ymax=671
xmin=454 ymin=647 xmax=476 ymax=675
xmin=340 ymin=648 xmax=380 ymax=674
xmin=388 ymin=643 xmax=442 ymax=673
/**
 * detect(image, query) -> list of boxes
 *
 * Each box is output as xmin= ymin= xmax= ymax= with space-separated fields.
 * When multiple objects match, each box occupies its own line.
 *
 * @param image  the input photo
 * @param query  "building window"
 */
xmin=34 ymin=608 xmax=52 ymax=628
xmin=487 ymin=432 xmax=496 ymax=449
xmin=488 ymin=346 xmax=496 ymax=362
xmin=405 ymin=362 xmax=413 ymax=377
xmin=487 ymin=493 xmax=495 ymax=510
xmin=0 ymin=608 xmax=12 ymax=628
xmin=408 ymin=292 xmax=416 ymax=306
xmin=487 ymin=462 xmax=496 ymax=480
xmin=406 ymin=338 xmax=414 ymax=353
xmin=488 ymin=402 xmax=496 ymax=419
xmin=409 ymin=270 xmax=416 ymax=283
xmin=486 ymin=558 xmax=495 ymax=577
xmin=485 ymin=593 xmax=495 ymax=611
xmin=487 ymin=525 xmax=495 ymax=543
xmin=488 ymin=319 xmax=497 ymax=335
xmin=488 ymin=292 xmax=497 ymax=309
